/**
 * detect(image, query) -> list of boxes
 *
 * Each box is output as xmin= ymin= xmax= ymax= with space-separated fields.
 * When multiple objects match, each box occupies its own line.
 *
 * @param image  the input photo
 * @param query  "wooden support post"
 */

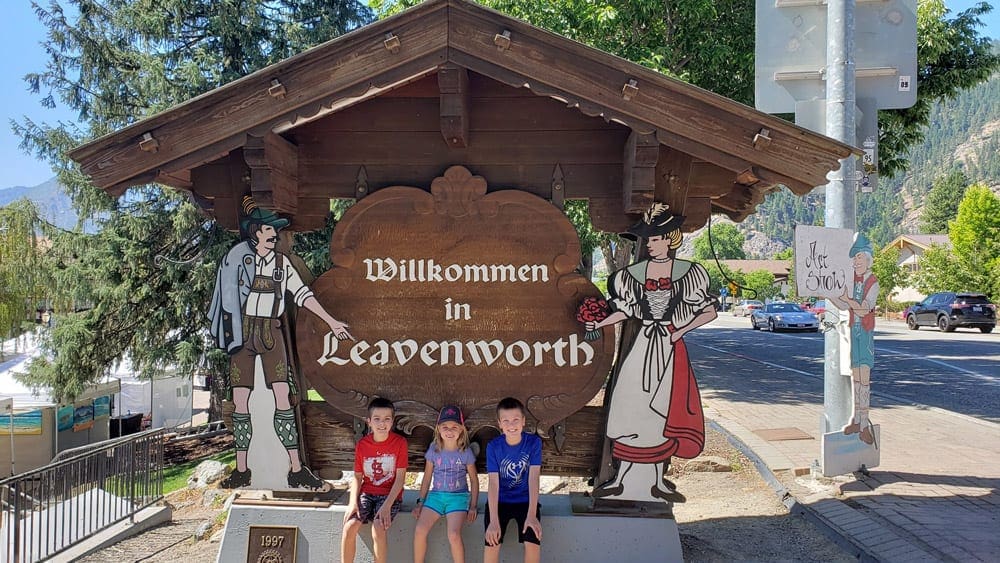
xmin=622 ymin=131 xmax=658 ymax=213
xmin=438 ymin=64 xmax=470 ymax=148
xmin=244 ymin=133 xmax=299 ymax=214
xmin=654 ymin=146 xmax=693 ymax=218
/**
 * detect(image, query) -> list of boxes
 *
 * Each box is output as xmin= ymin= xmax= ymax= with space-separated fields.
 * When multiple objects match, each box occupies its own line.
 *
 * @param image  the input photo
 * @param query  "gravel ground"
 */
xmin=80 ymin=428 xmax=851 ymax=562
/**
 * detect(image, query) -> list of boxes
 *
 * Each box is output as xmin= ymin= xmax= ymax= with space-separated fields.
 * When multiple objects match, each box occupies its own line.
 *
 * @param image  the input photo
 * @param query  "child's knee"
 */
xmin=342 ymin=518 xmax=362 ymax=537
xmin=446 ymin=526 xmax=463 ymax=543
xmin=372 ymin=523 xmax=389 ymax=540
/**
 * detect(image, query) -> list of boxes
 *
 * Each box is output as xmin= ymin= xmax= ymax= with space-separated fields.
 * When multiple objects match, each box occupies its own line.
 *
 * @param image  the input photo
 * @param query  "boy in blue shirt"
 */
xmin=485 ymin=397 xmax=542 ymax=563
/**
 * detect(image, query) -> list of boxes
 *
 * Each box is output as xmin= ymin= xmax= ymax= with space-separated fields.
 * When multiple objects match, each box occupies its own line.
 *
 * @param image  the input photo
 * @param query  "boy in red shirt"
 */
xmin=341 ymin=398 xmax=409 ymax=563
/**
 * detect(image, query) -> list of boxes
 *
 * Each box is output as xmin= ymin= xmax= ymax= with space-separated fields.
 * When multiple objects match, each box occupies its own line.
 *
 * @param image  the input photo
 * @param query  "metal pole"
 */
xmin=824 ymin=0 xmax=857 ymax=433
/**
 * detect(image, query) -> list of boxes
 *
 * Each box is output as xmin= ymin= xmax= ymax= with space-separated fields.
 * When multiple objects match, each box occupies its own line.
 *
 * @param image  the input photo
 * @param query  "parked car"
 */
xmin=905 ymin=292 xmax=996 ymax=333
xmin=751 ymin=302 xmax=820 ymax=332
xmin=732 ymin=299 xmax=764 ymax=317
xmin=801 ymin=299 xmax=827 ymax=316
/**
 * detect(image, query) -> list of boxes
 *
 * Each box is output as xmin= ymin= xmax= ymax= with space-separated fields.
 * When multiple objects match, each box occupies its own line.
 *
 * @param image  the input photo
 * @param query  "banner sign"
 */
xmin=57 ymin=404 xmax=74 ymax=432
xmin=73 ymin=400 xmax=94 ymax=432
xmin=297 ymin=166 xmax=614 ymax=433
xmin=93 ymin=395 xmax=111 ymax=419
xmin=0 ymin=409 xmax=43 ymax=435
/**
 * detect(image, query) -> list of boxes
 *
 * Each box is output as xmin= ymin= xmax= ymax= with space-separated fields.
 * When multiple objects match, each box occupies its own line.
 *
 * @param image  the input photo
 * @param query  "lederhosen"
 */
xmin=229 ymin=254 xmax=292 ymax=389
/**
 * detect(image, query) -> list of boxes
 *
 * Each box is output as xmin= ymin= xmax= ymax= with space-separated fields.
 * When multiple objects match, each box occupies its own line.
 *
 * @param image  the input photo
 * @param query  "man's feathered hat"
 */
xmin=239 ymin=195 xmax=290 ymax=237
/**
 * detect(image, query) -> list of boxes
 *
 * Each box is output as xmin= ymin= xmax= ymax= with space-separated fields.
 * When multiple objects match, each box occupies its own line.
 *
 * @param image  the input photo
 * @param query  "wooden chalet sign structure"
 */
xmin=70 ymin=0 xmax=856 ymax=479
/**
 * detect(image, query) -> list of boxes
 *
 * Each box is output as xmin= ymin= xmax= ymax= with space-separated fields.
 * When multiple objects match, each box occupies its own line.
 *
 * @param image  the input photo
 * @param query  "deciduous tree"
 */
xmin=743 ymin=270 xmax=778 ymax=301
xmin=872 ymin=245 xmax=907 ymax=308
xmin=693 ymin=223 xmax=746 ymax=260
xmin=0 ymin=200 xmax=49 ymax=357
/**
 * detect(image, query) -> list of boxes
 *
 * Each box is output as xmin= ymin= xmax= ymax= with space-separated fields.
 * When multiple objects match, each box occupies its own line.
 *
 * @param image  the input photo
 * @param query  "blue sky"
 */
xmin=1 ymin=1 xmax=997 ymax=189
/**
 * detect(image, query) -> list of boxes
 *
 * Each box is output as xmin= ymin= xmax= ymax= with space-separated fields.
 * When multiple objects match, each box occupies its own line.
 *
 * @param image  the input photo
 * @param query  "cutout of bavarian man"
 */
xmin=827 ymin=233 xmax=879 ymax=446
xmin=583 ymin=203 xmax=716 ymax=502
xmin=209 ymin=196 xmax=353 ymax=490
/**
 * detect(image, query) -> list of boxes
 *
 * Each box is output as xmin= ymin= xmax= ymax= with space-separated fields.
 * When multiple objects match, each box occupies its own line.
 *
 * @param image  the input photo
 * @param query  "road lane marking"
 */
xmin=692 ymin=342 xmax=821 ymax=379
xmin=687 ymin=341 xmax=1000 ymax=427
xmin=876 ymin=346 xmax=999 ymax=384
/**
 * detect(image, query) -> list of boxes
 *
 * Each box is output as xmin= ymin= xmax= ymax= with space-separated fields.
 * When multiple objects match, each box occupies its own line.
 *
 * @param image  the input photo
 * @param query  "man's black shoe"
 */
xmin=221 ymin=468 xmax=251 ymax=489
xmin=287 ymin=466 xmax=329 ymax=491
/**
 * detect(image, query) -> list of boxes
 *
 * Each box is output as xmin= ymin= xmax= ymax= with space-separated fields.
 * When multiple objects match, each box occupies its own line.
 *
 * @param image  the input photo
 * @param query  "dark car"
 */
xmin=751 ymin=302 xmax=820 ymax=332
xmin=906 ymin=292 xmax=996 ymax=333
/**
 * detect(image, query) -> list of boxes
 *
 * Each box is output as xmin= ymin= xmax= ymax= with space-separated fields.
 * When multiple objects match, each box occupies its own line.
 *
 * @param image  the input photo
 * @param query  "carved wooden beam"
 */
xmin=688 ymin=162 xmax=741 ymax=198
xmin=244 ymin=133 xmax=299 ymax=214
xmin=654 ymin=146 xmax=693 ymax=218
xmin=438 ymin=64 xmax=470 ymax=148
xmin=190 ymin=150 xmax=249 ymax=231
xmin=682 ymin=197 xmax=712 ymax=231
xmin=622 ymin=130 xmax=658 ymax=213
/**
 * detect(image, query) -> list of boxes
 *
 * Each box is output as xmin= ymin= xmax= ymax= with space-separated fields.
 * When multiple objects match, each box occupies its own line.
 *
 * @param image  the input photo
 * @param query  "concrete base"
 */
xmin=821 ymin=424 xmax=880 ymax=477
xmin=218 ymin=491 xmax=682 ymax=562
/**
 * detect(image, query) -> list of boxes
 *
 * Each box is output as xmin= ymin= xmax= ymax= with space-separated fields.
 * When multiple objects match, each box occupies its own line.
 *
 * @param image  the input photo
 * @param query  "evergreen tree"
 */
xmin=920 ymin=169 xmax=969 ymax=233
xmin=13 ymin=0 xmax=373 ymax=401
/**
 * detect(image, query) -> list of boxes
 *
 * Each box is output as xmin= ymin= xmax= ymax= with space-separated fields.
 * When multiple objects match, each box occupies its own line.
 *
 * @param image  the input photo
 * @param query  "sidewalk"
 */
xmin=694 ymin=336 xmax=1000 ymax=562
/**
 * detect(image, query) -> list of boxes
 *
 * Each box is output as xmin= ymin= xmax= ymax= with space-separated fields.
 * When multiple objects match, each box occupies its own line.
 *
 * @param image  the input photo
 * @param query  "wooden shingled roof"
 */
xmin=69 ymin=0 xmax=857 ymax=233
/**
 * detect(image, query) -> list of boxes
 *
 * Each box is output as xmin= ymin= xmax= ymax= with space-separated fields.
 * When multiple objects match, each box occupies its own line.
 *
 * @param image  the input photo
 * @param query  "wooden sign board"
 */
xmin=246 ymin=525 xmax=298 ymax=563
xmin=297 ymin=166 xmax=614 ymax=434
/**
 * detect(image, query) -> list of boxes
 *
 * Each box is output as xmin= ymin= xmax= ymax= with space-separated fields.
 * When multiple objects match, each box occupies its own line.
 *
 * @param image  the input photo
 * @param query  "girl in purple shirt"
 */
xmin=413 ymin=405 xmax=479 ymax=563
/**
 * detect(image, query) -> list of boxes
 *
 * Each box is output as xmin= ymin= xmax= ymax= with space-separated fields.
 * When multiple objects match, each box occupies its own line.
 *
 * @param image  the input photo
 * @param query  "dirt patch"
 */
xmin=81 ymin=429 xmax=850 ymax=561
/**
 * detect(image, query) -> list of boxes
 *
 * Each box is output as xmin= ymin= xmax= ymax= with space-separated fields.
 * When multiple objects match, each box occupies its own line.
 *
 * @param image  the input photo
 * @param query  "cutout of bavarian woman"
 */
xmin=209 ymin=196 xmax=353 ymax=490
xmin=584 ymin=203 xmax=716 ymax=502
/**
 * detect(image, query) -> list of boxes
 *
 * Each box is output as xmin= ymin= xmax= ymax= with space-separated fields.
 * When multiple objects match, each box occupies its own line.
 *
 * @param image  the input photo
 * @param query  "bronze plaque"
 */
xmin=247 ymin=525 xmax=298 ymax=563
xmin=297 ymin=166 xmax=614 ymax=435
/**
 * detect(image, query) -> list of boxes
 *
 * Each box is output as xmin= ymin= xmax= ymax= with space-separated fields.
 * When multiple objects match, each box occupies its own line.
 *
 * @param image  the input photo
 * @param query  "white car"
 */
xmin=732 ymin=300 xmax=764 ymax=317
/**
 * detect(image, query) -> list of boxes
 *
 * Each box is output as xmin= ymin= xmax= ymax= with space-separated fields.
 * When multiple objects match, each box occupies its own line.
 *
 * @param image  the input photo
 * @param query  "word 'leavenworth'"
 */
xmin=364 ymin=258 xmax=550 ymax=283
xmin=318 ymin=333 xmax=594 ymax=368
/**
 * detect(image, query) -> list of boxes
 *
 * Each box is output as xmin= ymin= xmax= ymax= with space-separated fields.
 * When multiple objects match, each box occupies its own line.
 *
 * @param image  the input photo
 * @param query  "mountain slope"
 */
xmin=0 ymin=177 xmax=81 ymax=230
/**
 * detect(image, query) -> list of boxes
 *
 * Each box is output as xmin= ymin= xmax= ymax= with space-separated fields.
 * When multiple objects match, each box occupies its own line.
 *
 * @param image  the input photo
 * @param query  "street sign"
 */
xmin=755 ymin=0 xmax=918 ymax=113
xmin=795 ymin=98 xmax=879 ymax=191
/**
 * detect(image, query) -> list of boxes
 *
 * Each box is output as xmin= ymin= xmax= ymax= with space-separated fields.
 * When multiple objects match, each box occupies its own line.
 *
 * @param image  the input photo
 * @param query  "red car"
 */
xmin=801 ymin=299 xmax=827 ymax=316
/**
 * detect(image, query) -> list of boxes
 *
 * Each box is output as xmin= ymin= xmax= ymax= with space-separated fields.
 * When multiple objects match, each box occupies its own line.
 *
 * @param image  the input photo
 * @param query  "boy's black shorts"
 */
xmin=484 ymin=502 xmax=541 ymax=545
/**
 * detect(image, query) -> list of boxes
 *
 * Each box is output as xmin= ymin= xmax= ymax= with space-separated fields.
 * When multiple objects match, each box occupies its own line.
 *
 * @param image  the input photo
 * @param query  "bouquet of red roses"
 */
xmin=576 ymin=296 xmax=611 ymax=341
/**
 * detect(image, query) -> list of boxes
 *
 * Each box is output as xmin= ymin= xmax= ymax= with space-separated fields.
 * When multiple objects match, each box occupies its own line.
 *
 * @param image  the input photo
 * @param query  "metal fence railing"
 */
xmin=0 ymin=428 xmax=165 ymax=563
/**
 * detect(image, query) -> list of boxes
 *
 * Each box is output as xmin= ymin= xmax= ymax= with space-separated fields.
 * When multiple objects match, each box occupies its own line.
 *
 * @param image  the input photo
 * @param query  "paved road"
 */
xmin=687 ymin=313 xmax=1000 ymax=423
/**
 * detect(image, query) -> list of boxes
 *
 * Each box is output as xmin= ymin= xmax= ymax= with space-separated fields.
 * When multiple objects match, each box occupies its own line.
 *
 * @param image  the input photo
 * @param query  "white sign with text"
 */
xmin=794 ymin=225 xmax=854 ymax=299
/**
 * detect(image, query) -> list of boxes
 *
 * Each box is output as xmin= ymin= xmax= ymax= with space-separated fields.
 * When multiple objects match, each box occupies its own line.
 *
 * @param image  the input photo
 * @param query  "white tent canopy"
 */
xmin=0 ymin=333 xmax=189 ymax=428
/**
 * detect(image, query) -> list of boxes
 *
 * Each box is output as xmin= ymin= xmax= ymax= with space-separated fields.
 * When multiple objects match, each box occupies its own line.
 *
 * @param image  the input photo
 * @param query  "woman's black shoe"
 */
xmin=591 ymin=483 xmax=624 ymax=498
xmin=649 ymin=485 xmax=686 ymax=503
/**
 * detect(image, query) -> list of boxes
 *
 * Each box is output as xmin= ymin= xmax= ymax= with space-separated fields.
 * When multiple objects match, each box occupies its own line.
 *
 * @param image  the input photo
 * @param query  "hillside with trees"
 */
xmin=742 ymin=46 xmax=1000 ymax=253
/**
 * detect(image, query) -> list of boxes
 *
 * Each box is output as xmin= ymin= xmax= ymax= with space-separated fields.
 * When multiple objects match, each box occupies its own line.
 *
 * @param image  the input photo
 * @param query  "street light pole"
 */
xmin=823 ymin=0 xmax=857 ymax=433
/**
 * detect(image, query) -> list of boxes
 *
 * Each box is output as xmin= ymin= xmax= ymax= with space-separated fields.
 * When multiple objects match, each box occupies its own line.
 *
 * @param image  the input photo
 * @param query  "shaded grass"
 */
xmin=162 ymin=450 xmax=236 ymax=495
